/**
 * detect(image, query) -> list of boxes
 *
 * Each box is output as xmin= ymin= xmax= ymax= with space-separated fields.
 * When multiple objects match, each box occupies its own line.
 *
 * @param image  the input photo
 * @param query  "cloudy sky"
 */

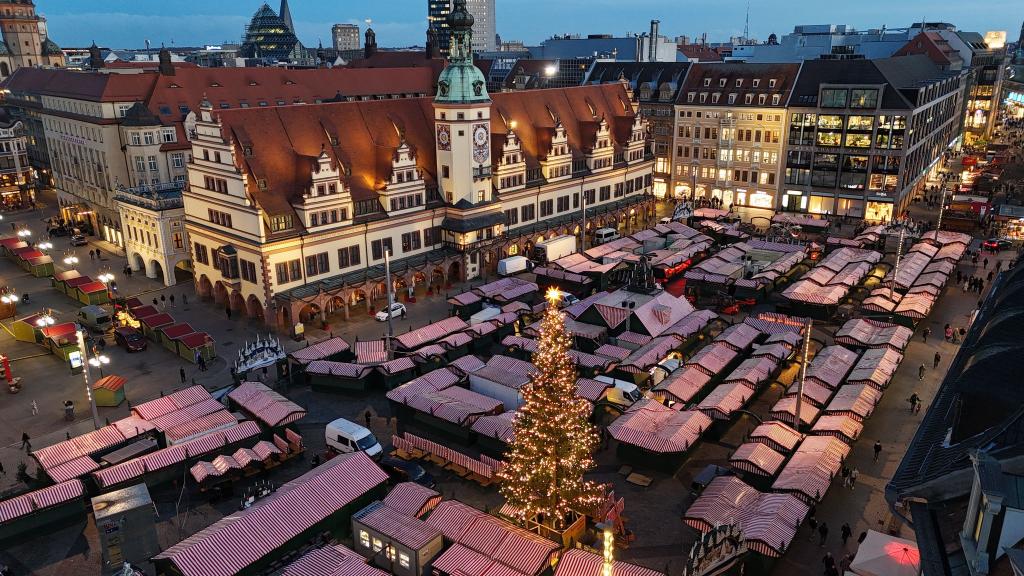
xmin=38 ymin=0 xmax=1023 ymax=49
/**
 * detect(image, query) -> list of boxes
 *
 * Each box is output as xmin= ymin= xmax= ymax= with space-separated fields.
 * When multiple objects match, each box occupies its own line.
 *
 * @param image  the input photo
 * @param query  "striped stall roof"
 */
xmin=228 ymin=381 xmax=307 ymax=428
xmin=354 ymin=340 xmax=388 ymax=364
xmin=232 ymin=448 xmax=259 ymax=468
xmin=252 ymin=440 xmax=282 ymax=461
xmin=473 ymin=277 xmax=538 ymax=302
xmin=471 ymin=411 xmax=517 ymax=444
xmin=665 ymin=309 xmax=717 ymax=340
xmin=594 ymin=343 xmax=632 ymax=362
xmin=449 ymin=355 xmax=486 ymax=374
xmin=824 ymin=384 xmax=882 ymax=421
xmin=619 ymin=335 xmax=682 ymax=374
xmin=570 ymin=349 xmax=614 ymax=370
xmin=46 ymin=455 xmax=101 ymax=483
xmin=448 ymin=291 xmax=482 ymax=306
xmin=403 ymin=386 xmax=503 ymax=426
xmin=833 ymin=318 xmax=912 ymax=351
xmin=696 ymin=382 xmax=752 ymax=421
xmin=282 ymin=543 xmax=389 ymax=576
xmin=554 ymin=549 xmax=663 ymax=576
xmin=811 ymin=414 xmax=864 ymax=444
xmin=730 ymin=442 xmax=786 ymax=477
xmin=485 ymin=355 xmax=537 ymax=376
xmin=751 ymin=343 xmax=793 ymax=362
xmin=575 ymin=378 xmax=611 ymax=402
xmin=748 ymin=421 xmax=803 ymax=453
xmin=771 ymin=435 xmax=851 ymax=504
xmin=653 ymin=366 xmax=711 ymax=404
xmin=306 ymin=361 xmax=374 ymax=379
xmin=154 ymin=452 xmax=387 ymax=576
xmin=439 ymin=331 xmax=474 ymax=349
xmin=354 ymin=501 xmax=442 ymax=550
xmin=289 ymin=337 xmax=351 ymax=364
xmin=723 ymin=356 xmax=779 ymax=389
xmin=33 ymin=414 xmax=155 ymax=477
xmin=894 ymin=292 xmax=936 ymax=319
xmin=425 ymin=500 xmax=485 ymax=540
xmin=467 ymin=322 xmax=498 ymax=337
xmin=846 ymin=347 xmax=903 ymax=390
xmin=378 ymin=357 xmax=416 ymax=375
xmin=563 ymin=290 xmax=609 ymax=319
xmin=502 ymin=335 xmax=538 ymax=354
xmin=432 ymin=544 xmax=497 ymax=576
xmin=385 ymin=368 xmax=461 ymax=403
xmin=769 ymin=396 xmax=820 ymax=427
xmin=0 ymin=479 xmax=84 ymax=524
xmin=685 ymin=342 xmax=738 ymax=376
xmin=133 ymin=385 xmax=211 ymax=420
xmin=683 ymin=476 xmax=808 ymax=558
xmin=382 ymin=482 xmax=441 ymax=518
xmin=785 ymin=378 xmax=835 ymax=408
xmin=715 ymin=323 xmax=763 ymax=351
xmin=394 ymin=317 xmax=468 ymax=351
xmin=805 ymin=345 xmax=860 ymax=390
xmin=414 ymin=344 xmax=447 ymax=361
xmin=163 ymin=410 xmax=238 ymax=444
xmin=149 ymin=396 xmax=228 ymax=431
xmin=608 ymin=399 xmax=711 ymax=453
xmin=616 ymin=331 xmax=653 ymax=347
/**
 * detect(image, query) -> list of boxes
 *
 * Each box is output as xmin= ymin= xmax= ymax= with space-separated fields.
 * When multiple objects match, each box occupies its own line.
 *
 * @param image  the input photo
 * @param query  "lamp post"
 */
xmin=88 ymin=354 xmax=110 ymax=378
xmin=383 ymin=249 xmax=395 ymax=361
xmin=63 ymin=252 xmax=79 ymax=266
xmin=35 ymin=312 xmax=55 ymax=327
xmin=36 ymin=241 xmax=52 ymax=251
xmin=792 ymin=317 xmax=812 ymax=431
xmin=76 ymin=330 xmax=101 ymax=430
xmin=936 ymin=185 xmax=948 ymax=232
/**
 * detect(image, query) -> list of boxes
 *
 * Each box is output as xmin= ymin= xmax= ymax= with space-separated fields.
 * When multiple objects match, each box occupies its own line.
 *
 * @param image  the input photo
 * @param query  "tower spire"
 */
xmin=279 ymin=0 xmax=295 ymax=34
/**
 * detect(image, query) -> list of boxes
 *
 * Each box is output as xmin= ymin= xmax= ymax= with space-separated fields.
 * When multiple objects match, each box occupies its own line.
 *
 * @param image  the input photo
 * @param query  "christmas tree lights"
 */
xmin=499 ymin=291 xmax=604 ymax=528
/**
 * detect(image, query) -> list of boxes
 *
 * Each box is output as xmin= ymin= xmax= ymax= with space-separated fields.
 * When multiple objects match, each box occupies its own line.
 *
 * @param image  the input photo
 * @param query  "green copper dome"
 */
xmin=434 ymin=0 xmax=489 ymax=104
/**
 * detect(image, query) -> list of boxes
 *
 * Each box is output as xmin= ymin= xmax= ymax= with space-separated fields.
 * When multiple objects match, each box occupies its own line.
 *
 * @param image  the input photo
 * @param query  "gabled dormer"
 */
xmin=494 ymin=125 xmax=526 ymax=192
xmin=587 ymin=115 xmax=615 ymax=172
xmin=625 ymin=111 xmax=648 ymax=164
xmin=295 ymin=145 xmax=353 ymax=231
xmin=542 ymin=119 xmax=572 ymax=182
xmin=382 ymin=135 xmax=426 ymax=215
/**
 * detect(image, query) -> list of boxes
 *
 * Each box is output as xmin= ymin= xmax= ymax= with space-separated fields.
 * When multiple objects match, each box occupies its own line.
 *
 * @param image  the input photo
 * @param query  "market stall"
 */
xmin=93 ymin=375 xmax=126 ymax=407
xmin=177 ymin=332 xmax=216 ymax=363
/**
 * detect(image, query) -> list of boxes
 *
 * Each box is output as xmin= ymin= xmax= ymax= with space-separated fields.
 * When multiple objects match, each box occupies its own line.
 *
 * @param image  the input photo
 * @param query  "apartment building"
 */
xmin=671 ymin=62 xmax=800 ymax=209
xmin=781 ymin=55 xmax=966 ymax=221
xmin=183 ymin=2 xmax=654 ymax=329
xmin=585 ymin=61 xmax=691 ymax=199
xmin=0 ymin=108 xmax=31 ymax=208
xmin=0 ymin=54 xmax=435 ymax=257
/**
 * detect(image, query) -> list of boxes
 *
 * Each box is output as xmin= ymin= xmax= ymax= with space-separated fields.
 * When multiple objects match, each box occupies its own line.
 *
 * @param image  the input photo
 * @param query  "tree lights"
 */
xmin=499 ymin=291 xmax=603 ymax=528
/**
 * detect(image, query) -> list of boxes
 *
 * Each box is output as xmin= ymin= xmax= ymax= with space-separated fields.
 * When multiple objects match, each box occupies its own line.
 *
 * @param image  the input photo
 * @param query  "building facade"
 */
xmin=0 ymin=0 xmax=64 ymax=80
xmin=429 ymin=0 xmax=497 ymax=54
xmin=781 ymin=56 xmax=965 ymax=221
xmin=332 ymin=24 xmax=360 ymax=52
xmin=114 ymin=181 xmax=188 ymax=285
xmin=671 ymin=62 xmax=800 ymax=209
xmin=182 ymin=0 xmax=654 ymax=329
xmin=0 ymin=109 xmax=32 ymax=208
xmin=586 ymin=61 xmax=691 ymax=199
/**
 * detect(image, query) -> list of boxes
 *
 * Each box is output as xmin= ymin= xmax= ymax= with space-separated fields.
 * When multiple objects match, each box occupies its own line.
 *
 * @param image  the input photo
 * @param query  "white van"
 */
xmin=549 ymin=289 xmax=580 ymax=308
xmin=325 ymin=417 xmax=382 ymax=457
xmin=593 ymin=228 xmax=620 ymax=245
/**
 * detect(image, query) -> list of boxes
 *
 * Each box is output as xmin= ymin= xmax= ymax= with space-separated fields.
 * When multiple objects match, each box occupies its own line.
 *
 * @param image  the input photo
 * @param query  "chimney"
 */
xmin=649 ymin=20 xmax=660 ymax=61
xmin=158 ymin=46 xmax=174 ymax=76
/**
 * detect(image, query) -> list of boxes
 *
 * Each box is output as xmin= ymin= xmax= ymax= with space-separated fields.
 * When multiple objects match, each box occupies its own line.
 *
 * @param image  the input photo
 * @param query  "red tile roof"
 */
xmin=678 ymin=62 xmax=801 ymax=107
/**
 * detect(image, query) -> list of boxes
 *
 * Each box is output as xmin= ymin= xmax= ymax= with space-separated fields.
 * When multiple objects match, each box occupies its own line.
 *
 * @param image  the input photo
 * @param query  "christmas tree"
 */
xmin=499 ymin=288 xmax=604 ymax=528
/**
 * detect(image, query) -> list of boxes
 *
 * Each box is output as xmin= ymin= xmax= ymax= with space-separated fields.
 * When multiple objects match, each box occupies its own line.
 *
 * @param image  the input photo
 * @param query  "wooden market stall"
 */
xmin=159 ymin=322 xmax=195 ymax=352
xmin=40 ymin=322 xmax=79 ymax=360
xmin=93 ymin=375 xmax=126 ymax=407
xmin=139 ymin=312 xmax=174 ymax=341
xmin=177 ymin=332 xmax=216 ymax=363
xmin=75 ymin=280 xmax=110 ymax=305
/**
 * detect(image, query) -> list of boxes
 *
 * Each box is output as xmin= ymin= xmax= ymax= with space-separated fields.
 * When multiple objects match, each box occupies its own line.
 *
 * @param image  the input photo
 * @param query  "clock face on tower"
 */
xmin=472 ymin=124 xmax=489 ymax=164
xmin=436 ymin=124 xmax=451 ymax=151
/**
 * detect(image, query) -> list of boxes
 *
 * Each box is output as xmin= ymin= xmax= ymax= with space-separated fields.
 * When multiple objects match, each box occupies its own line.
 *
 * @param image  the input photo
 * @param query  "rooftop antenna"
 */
xmin=744 ymin=1 xmax=750 ymax=41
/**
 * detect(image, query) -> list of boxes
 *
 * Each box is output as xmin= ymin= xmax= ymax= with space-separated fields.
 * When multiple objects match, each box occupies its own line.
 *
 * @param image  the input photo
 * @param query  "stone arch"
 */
xmin=197 ymin=275 xmax=213 ymax=300
xmin=130 ymin=252 xmax=145 ymax=273
xmin=350 ymin=288 xmax=368 ymax=310
xmin=298 ymin=303 xmax=321 ymax=323
xmin=213 ymin=281 xmax=228 ymax=305
xmin=412 ymin=271 xmax=427 ymax=295
xmin=277 ymin=305 xmax=292 ymax=331
xmin=326 ymin=296 xmax=347 ymax=315
xmin=245 ymin=294 xmax=264 ymax=321
xmin=229 ymin=290 xmax=245 ymax=312
xmin=148 ymin=259 xmax=165 ymax=283
xmin=447 ymin=260 xmax=461 ymax=285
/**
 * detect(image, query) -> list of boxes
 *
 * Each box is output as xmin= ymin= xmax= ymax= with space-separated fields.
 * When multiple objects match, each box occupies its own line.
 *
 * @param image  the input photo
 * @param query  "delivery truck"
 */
xmin=532 ymin=234 xmax=577 ymax=263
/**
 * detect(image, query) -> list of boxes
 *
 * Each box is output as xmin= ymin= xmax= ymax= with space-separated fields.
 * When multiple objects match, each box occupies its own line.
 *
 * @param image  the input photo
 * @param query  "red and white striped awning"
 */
xmin=381 ymin=481 xmax=441 ymax=518
xmin=0 ymin=479 xmax=84 ymax=524
xmin=748 ymin=421 xmax=803 ymax=453
xmin=653 ymin=366 xmax=711 ymax=404
xmin=608 ymin=399 xmax=711 ymax=453
xmin=385 ymin=367 xmax=461 ymax=403
xmin=554 ymin=549 xmax=663 ymax=576
xmin=354 ymin=340 xmax=388 ymax=364
xmin=771 ymin=435 xmax=850 ymax=504
xmin=471 ymin=411 xmax=517 ymax=444
xmin=281 ymin=543 xmax=389 ymax=576
xmin=824 ymin=384 xmax=882 ymax=421
xmin=353 ymin=501 xmax=442 ymax=550
xmin=811 ymin=414 xmax=864 ymax=444
xmin=228 ymin=381 xmax=306 ymax=428
xmin=685 ymin=342 xmax=738 ymax=376
xmin=696 ymin=382 xmax=752 ymax=420
xmin=834 ymin=318 xmax=912 ymax=351
xmin=289 ymin=336 xmax=351 ymax=364
xmin=395 ymin=317 xmax=469 ymax=351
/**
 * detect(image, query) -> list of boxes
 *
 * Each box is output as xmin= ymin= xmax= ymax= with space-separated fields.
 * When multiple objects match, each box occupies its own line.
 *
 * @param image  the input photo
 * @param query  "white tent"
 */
xmin=850 ymin=529 xmax=920 ymax=576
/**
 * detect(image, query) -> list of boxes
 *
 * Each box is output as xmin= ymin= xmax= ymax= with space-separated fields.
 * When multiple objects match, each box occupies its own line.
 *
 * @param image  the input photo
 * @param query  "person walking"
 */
xmin=160 ymin=294 xmax=166 ymax=310
xmin=364 ymin=409 xmax=373 ymax=430
xmin=179 ymin=367 xmax=186 ymax=384
xmin=983 ymin=257 xmax=989 ymax=269
xmin=822 ymin=552 xmax=836 ymax=574
xmin=918 ymin=364 xmax=926 ymax=381
xmin=818 ymin=522 xmax=829 ymax=546
xmin=839 ymin=554 xmax=853 ymax=573
xmin=873 ymin=441 xmax=882 ymax=462
xmin=908 ymin=393 xmax=920 ymax=413
xmin=934 ymin=351 xmax=941 ymax=369
xmin=841 ymin=523 xmax=852 ymax=546
xmin=20 ymin=432 xmax=30 ymax=451
xmin=89 ymin=250 xmax=95 ymax=261
xmin=807 ymin=515 xmax=818 ymax=541
xmin=841 ymin=466 xmax=850 ymax=488
xmin=922 ymin=327 xmax=930 ymax=342
xmin=31 ymin=400 xmax=38 ymax=416
xmin=198 ymin=354 xmax=207 ymax=372
xmin=850 ymin=467 xmax=859 ymax=488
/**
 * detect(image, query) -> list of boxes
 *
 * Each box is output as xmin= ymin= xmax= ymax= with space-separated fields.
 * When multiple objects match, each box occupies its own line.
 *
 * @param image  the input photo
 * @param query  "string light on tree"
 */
xmin=499 ymin=287 xmax=604 ymax=528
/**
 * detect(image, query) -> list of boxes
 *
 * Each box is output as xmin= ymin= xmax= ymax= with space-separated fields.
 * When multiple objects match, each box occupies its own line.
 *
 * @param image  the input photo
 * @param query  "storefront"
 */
xmin=782 ymin=190 xmax=806 ymax=212
xmin=865 ymin=200 xmax=894 ymax=224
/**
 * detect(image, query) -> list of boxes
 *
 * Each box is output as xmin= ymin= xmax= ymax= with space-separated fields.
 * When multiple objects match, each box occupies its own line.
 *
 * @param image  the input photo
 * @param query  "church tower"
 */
xmin=0 ymin=0 xmax=44 ymax=74
xmin=433 ymin=0 xmax=500 ymax=281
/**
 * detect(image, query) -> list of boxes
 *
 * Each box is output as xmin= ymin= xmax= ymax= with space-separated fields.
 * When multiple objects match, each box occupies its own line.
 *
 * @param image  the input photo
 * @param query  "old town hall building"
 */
xmin=184 ymin=0 xmax=655 ymax=329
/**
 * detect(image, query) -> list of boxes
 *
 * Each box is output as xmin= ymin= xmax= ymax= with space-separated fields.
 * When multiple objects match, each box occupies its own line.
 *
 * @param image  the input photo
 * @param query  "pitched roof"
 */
xmin=678 ymin=62 xmax=801 ymax=107
xmin=2 ymin=67 xmax=157 ymax=102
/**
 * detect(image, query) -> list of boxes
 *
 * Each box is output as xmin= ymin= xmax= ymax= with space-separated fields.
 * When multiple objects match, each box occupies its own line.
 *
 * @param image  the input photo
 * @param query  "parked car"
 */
xmin=70 ymin=234 xmax=88 ymax=246
xmin=548 ymin=289 xmax=579 ymax=307
xmin=325 ymin=417 xmax=382 ymax=457
xmin=982 ymin=238 xmax=1012 ymax=251
xmin=378 ymin=456 xmax=436 ymax=488
xmin=375 ymin=302 xmax=406 ymax=321
xmin=113 ymin=327 xmax=147 ymax=352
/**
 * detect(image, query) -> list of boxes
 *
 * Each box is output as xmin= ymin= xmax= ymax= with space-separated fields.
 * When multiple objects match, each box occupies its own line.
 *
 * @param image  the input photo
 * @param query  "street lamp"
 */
xmin=64 ymin=253 xmax=79 ymax=265
xmin=75 ymin=330 xmax=101 ymax=429
xmin=97 ymin=272 xmax=115 ymax=284
xmin=16 ymin=228 xmax=31 ymax=238
xmin=36 ymin=241 xmax=52 ymax=251
xmin=88 ymin=354 xmax=110 ymax=378
xmin=35 ymin=314 xmax=55 ymax=327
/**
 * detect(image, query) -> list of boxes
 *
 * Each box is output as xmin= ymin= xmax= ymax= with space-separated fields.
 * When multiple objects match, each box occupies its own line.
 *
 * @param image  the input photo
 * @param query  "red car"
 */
xmin=114 ymin=327 xmax=147 ymax=352
xmin=982 ymin=238 xmax=1012 ymax=251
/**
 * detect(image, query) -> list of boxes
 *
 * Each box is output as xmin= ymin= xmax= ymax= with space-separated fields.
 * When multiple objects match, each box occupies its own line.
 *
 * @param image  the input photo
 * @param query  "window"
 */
xmin=556 ymin=195 xmax=569 ymax=212
xmin=270 ymin=215 xmax=292 ymax=232
xmin=772 ymin=94 xmax=781 ymax=105
xmin=240 ymin=259 xmax=257 ymax=283
xmin=850 ymin=88 xmax=878 ymax=109
xmin=399 ymin=552 xmax=411 ymax=569
xmin=372 ymin=538 xmax=383 ymax=553
xmin=769 ymin=79 xmax=777 ymax=88
xmin=371 ymin=238 xmax=393 ymax=260
xmin=820 ymin=88 xmax=848 ymax=108
xmin=540 ymin=199 xmax=553 ymax=217
xmin=143 ymin=132 xmax=155 ymax=145
xmin=442 ymin=165 xmax=450 ymax=178
xmin=147 ymin=156 xmax=158 ymax=171
xmin=173 ymin=232 xmax=183 ymax=249
xmin=424 ymin=226 xmax=442 ymax=245
xmin=171 ymin=153 xmax=184 ymax=168
xmin=305 ymin=252 xmax=329 ymax=276
xmin=505 ymin=207 xmax=519 ymax=225
xmin=193 ymin=242 xmax=209 ymax=265
xmin=208 ymin=209 xmax=232 ymax=228
xmin=521 ymin=204 xmax=535 ymax=221
xmin=216 ymin=248 xmax=239 ymax=279
xmin=359 ymin=530 xmax=370 ymax=549
xmin=134 ymin=156 xmax=145 ymax=172
xmin=338 ymin=246 xmax=360 ymax=268
xmin=130 ymin=133 xmax=141 ymax=145
xmin=401 ymin=230 xmax=422 ymax=252
xmin=703 ymin=78 xmax=711 ymax=87
xmin=162 ymin=130 xmax=175 ymax=143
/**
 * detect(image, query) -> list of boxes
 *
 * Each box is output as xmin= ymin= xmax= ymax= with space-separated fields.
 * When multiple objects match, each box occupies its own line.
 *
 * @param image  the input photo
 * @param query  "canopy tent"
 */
xmin=850 ymin=530 xmax=920 ymax=576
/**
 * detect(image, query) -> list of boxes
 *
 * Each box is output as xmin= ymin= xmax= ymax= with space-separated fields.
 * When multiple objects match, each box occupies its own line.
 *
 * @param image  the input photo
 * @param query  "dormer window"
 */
xmin=769 ymin=79 xmax=777 ymax=88
xmin=711 ymin=93 xmax=720 ymax=104
xmin=316 ymin=184 xmax=326 ymax=196
xmin=699 ymin=93 xmax=707 ymax=103
xmin=735 ymin=79 xmax=743 ymax=87
xmin=703 ymin=78 xmax=711 ymax=87
xmin=758 ymin=94 xmax=767 ymax=105
xmin=772 ymin=94 xmax=781 ymax=105
xmin=328 ymin=183 xmax=337 ymax=194
xmin=243 ymin=146 xmax=253 ymax=157
xmin=257 ymin=178 xmax=267 ymax=190
xmin=753 ymin=79 xmax=760 ymax=87
xmin=719 ymin=78 xmax=726 ymax=87
xmin=745 ymin=94 xmax=754 ymax=104
xmin=687 ymin=92 xmax=695 ymax=103
xmin=728 ymin=94 xmax=737 ymax=104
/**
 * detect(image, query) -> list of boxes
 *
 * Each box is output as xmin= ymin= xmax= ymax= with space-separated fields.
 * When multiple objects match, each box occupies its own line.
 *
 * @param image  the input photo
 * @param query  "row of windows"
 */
xmin=309 ymin=208 xmax=349 ymax=227
xmin=128 ymin=130 xmax=176 ymax=146
xmin=498 ymin=173 xmax=524 ymax=189
xmin=208 ymin=209 xmax=232 ymax=228
xmin=702 ymin=77 xmax=778 ymax=89
xmin=133 ymin=155 xmax=159 ymax=173
xmin=389 ymin=193 xmax=423 ymax=212
xmin=687 ymin=92 xmax=782 ymax=106
xmin=203 ymin=175 xmax=228 ymax=193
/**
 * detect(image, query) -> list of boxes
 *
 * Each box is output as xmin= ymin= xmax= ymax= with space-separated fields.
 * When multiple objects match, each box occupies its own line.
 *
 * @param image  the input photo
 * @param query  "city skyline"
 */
xmin=39 ymin=0 xmax=1024 ymax=49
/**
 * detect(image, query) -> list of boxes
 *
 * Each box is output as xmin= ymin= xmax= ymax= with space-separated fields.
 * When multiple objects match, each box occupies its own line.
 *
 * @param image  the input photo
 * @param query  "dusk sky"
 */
xmin=38 ymin=0 xmax=1024 ymax=49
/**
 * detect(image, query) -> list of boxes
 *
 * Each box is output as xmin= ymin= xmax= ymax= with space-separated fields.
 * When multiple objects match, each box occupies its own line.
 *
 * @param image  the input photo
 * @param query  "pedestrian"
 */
xmin=873 ymin=441 xmax=882 ymax=462
xmin=225 ymin=306 xmax=232 ymax=320
xmin=152 ymin=297 xmax=158 ymax=307
xmin=169 ymin=294 xmax=175 ymax=308
xmin=89 ymin=250 xmax=95 ymax=261
xmin=841 ymin=523 xmax=852 ymax=546
xmin=988 ymin=270 xmax=994 ymax=282
xmin=934 ymin=351 xmax=941 ymax=369
xmin=808 ymin=515 xmax=818 ymax=541
xmin=182 ymin=293 xmax=188 ymax=306
xmin=978 ymin=278 xmax=985 ymax=292
xmin=922 ymin=327 xmax=930 ymax=342
xmin=841 ymin=466 xmax=850 ymax=487
xmin=31 ymin=400 xmax=37 ymax=416
xmin=850 ymin=467 xmax=859 ymax=487
xmin=364 ymin=409 xmax=372 ymax=430
xmin=908 ymin=393 xmax=920 ymax=413
xmin=198 ymin=355 xmax=207 ymax=372
xmin=179 ymin=367 xmax=186 ymax=383
xmin=984 ymin=257 xmax=989 ymax=269
xmin=840 ymin=554 xmax=852 ymax=573
xmin=918 ymin=363 xmax=926 ymax=381
xmin=818 ymin=521 xmax=829 ymax=546
xmin=20 ymin=432 xmax=30 ymax=451
xmin=401 ymin=306 xmax=407 ymax=319
xmin=822 ymin=552 xmax=836 ymax=573
xmin=962 ymin=280 xmax=969 ymax=295
xmin=160 ymin=294 xmax=166 ymax=309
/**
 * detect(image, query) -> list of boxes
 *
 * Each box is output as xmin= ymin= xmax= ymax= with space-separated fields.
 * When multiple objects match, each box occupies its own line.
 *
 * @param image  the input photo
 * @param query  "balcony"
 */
xmin=113 ymin=181 xmax=185 ymax=211
xmin=472 ymin=166 xmax=492 ymax=179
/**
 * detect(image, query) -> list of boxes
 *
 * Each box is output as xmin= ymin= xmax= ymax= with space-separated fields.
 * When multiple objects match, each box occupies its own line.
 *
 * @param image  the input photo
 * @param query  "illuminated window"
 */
xmin=359 ymin=530 xmax=370 ymax=548
xmin=399 ymin=552 xmax=411 ymax=568
xmin=372 ymin=538 xmax=383 ymax=552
